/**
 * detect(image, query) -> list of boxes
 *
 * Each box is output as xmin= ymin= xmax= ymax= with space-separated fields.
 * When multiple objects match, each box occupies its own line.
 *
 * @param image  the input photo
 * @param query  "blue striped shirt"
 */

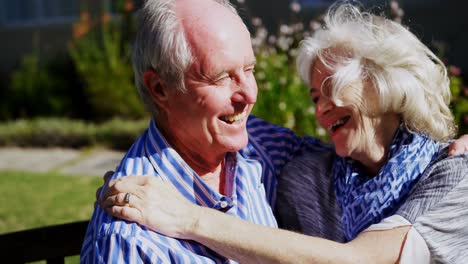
xmin=81 ymin=115 xmax=302 ymax=263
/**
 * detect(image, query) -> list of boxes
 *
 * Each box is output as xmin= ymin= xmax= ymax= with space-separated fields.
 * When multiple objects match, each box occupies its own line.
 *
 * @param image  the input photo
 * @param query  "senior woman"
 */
xmin=99 ymin=3 xmax=468 ymax=263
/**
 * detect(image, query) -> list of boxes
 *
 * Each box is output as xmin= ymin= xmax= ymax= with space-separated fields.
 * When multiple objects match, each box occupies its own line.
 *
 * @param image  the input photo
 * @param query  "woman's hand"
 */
xmin=98 ymin=175 xmax=200 ymax=239
xmin=449 ymin=134 xmax=468 ymax=156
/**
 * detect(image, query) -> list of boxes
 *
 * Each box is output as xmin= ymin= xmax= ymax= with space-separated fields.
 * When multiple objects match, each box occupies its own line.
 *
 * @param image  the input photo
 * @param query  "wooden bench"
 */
xmin=0 ymin=220 xmax=89 ymax=264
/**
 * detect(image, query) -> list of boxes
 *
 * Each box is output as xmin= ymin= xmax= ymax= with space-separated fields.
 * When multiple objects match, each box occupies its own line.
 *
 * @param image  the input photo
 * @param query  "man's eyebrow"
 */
xmin=211 ymin=60 xmax=257 ymax=80
xmin=246 ymin=60 xmax=257 ymax=67
xmin=211 ymin=69 xmax=229 ymax=81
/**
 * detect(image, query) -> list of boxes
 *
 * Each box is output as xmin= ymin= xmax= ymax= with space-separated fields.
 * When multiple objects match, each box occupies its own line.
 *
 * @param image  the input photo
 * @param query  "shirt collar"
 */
xmin=144 ymin=119 xmax=236 ymax=209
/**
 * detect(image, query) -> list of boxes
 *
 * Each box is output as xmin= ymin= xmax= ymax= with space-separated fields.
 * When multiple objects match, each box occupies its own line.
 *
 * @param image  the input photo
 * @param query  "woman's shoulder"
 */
xmin=397 ymin=144 xmax=468 ymax=262
xmin=397 ymin=143 xmax=468 ymax=221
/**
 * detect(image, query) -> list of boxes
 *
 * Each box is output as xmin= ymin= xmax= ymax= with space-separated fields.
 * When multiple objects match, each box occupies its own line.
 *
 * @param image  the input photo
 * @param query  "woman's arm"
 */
xmin=100 ymin=176 xmax=410 ymax=264
xmin=187 ymin=206 xmax=410 ymax=264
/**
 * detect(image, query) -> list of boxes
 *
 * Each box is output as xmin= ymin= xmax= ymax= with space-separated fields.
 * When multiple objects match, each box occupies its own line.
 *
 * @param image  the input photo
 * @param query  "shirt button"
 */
xmin=220 ymin=201 xmax=229 ymax=208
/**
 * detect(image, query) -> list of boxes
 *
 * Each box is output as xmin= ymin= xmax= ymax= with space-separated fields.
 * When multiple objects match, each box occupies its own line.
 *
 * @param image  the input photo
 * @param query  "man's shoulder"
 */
xmin=113 ymin=127 xmax=158 ymax=176
xmin=81 ymin=206 xmax=178 ymax=262
xmin=81 ymin=205 xmax=226 ymax=263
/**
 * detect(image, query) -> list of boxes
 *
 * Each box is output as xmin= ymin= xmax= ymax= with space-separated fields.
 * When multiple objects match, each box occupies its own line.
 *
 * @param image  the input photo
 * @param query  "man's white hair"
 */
xmin=132 ymin=0 xmax=238 ymax=116
xmin=297 ymin=3 xmax=456 ymax=141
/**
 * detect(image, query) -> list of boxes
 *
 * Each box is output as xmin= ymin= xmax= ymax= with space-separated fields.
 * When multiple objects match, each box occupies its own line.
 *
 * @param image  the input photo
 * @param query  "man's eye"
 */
xmin=214 ymin=75 xmax=231 ymax=85
xmin=311 ymin=96 xmax=319 ymax=104
xmin=245 ymin=67 xmax=255 ymax=73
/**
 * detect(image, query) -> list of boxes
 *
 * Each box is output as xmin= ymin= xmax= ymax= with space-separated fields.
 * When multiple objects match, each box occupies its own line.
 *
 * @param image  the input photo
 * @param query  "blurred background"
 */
xmin=0 ymin=0 xmax=467 ymax=261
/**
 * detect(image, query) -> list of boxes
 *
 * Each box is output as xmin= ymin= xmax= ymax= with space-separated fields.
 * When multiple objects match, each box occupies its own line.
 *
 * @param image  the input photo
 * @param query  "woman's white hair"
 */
xmin=297 ymin=3 xmax=456 ymax=141
xmin=132 ymin=0 xmax=238 ymax=116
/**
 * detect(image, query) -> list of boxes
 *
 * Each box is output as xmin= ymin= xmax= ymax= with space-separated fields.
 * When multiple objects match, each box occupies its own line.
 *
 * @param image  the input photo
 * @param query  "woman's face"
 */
xmin=309 ymin=58 xmax=395 ymax=160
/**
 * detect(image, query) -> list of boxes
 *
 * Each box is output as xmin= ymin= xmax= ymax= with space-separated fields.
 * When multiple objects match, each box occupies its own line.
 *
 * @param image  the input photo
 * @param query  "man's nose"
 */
xmin=232 ymin=77 xmax=257 ymax=104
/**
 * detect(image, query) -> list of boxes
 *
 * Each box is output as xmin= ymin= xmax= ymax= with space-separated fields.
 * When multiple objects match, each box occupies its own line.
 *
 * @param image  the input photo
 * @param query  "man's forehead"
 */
xmin=175 ymin=0 xmax=241 ymax=30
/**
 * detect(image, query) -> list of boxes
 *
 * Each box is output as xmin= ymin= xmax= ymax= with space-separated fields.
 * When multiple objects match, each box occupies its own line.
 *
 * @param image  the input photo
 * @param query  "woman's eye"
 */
xmin=312 ymin=97 xmax=319 ymax=104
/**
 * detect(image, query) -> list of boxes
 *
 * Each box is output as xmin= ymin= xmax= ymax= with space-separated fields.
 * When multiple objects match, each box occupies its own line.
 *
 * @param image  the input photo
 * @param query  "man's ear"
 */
xmin=143 ymin=69 xmax=171 ymax=111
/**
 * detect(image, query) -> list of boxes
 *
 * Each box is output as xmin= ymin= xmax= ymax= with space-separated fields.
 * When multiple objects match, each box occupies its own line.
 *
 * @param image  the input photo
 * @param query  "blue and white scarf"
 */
xmin=333 ymin=126 xmax=439 ymax=241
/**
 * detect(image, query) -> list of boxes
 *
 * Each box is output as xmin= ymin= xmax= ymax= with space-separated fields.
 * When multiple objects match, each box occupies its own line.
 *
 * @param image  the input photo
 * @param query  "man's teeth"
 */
xmin=220 ymin=112 xmax=246 ymax=123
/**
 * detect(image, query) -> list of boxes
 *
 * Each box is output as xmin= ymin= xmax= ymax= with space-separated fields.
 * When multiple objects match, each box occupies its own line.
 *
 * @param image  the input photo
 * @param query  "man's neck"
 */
xmin=155 ymin=117 xmax=227 ymax=193
xmin=176 ymin=148 xmax=227 ymax=195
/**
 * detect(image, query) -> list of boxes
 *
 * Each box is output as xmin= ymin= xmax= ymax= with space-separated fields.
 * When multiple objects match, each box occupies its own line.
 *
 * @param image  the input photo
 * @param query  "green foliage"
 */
xmin=69 ymin=22 xmax=145 ymax=120
xmin=252 ymin=49 xmax=326 ymax=139
xmin=448 ymin=71 xmax=468 ymax=135
xmin=246 ymin=11 xmax=329 ymax=140
xmin=7 ymin=53 xmax=72 ymax=118
xmin=0 ymin=118 xmax=148 ymax=150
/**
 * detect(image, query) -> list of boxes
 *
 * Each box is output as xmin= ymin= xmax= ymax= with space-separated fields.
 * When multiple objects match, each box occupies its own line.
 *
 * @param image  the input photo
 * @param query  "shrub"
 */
xmin=0 ymin=118 xmax=148 ymax=150
xmin=448 ymin=66 xmax=468 ymax=135
xmin=69 ymin=10 xmax=146 ymax=120
xmin=245 ymin=3 xmax=328 ymax=140
xmin=7 ymin=53 xmax=74 ymax=119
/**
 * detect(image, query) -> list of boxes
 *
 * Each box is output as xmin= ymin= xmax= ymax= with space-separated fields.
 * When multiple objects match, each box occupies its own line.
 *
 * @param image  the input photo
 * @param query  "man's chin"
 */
xmin=219 ymin=135 xmax=249 ymax=153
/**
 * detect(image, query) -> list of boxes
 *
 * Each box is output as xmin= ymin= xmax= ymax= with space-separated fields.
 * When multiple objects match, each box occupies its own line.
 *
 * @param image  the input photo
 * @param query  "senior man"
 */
xmin=80 ymin=0 xmax=309 ymax=262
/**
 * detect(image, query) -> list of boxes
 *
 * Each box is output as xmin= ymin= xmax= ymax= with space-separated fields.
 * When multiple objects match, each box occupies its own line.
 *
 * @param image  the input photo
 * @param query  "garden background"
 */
xmin=0 ymin=0 xmax=467 ymax=262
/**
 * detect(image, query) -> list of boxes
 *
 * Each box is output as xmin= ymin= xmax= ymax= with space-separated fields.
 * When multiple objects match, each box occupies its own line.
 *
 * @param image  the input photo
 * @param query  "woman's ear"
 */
xmin=143 ymin=69 xmax=170 ymax=111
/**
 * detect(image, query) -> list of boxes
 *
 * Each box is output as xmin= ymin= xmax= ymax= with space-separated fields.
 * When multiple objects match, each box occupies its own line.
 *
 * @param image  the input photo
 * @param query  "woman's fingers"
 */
xmin=95 ymin=171 xmax=116 ymax=202
xmin=102 ymin=177 xmax=149 ymax=200
xmin=101 ymin=192 xmax=142 ymax=208
xmin=104 ymin=205 xmax=143 ymax=223
xmin=448 ymin=134 xmax=468 ymax=156
xmin=103 ymin=170 xmax=114 ymax=182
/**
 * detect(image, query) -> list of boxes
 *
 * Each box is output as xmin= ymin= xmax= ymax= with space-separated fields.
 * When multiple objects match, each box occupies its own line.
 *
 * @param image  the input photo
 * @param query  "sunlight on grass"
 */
xmin=0 ymin=170 xmax=101 ymax=234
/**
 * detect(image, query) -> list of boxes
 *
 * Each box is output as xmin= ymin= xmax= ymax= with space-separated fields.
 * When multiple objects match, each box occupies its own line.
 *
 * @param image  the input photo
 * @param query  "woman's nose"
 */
xmin=315 ymin=96 xmax=334 ymax=116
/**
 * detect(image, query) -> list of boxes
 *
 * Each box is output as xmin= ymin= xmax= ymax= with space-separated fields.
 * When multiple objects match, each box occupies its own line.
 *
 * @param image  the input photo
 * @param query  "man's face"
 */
xmin=162 ymin=7 xmax=257 ymax=158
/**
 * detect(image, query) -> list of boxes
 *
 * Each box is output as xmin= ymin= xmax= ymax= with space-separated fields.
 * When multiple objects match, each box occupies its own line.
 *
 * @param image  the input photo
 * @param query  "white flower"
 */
xmin=252 ymin=17 xmax=262 ymax=27
xmin=279 ymin=77 xmax=287 ymax=85
xmin=279 ymin=102 xmax=287 ymax=110
xmin=288 ymin=48 xmax=298 ymax=57
xmin=279 ymin=24 xmax=291 ymax=35
xmin=256 ymin=71 xmax=266 ymax=80
xmin=268 ymin=35 xmax=277 ymax=45
xmin=290 ymin=2 xmax=301 ymax=13
xmin=285 ymin=114 xmax=295 ymax=129
xmin=317 ymin=127 xmax=326 ymax=136
xmin=310 ymin=21 xmax=321 ymax=31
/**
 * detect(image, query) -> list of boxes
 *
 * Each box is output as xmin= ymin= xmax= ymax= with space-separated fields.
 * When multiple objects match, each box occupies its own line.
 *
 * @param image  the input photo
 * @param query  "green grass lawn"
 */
xmin=0 ymin=170 xmax=101 ymax=234
xmin=0 ymin=170 xmax=102 ymax=263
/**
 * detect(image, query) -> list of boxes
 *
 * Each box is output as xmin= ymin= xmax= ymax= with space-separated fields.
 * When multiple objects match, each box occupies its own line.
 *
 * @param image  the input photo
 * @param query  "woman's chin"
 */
xmin=334 ymin=145 xmax=351 ymax=158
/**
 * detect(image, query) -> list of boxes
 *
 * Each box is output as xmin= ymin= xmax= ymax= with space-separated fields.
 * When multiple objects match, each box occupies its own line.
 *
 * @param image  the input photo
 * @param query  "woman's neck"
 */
xmin=351 ymin=114 xmax=401 ymax=176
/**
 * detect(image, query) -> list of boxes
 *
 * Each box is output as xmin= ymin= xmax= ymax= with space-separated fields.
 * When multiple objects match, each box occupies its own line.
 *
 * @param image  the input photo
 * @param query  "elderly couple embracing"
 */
xmin=81 ymin=0 xmax=468 ymax=263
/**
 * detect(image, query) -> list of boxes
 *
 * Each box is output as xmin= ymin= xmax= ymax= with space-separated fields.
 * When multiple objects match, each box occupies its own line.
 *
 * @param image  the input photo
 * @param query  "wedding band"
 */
xmin=124 ymin=193 xmax=131 ymax=204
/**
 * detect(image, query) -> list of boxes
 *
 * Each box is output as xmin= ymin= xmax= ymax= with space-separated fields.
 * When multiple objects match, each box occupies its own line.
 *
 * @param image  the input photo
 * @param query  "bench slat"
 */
xmin=0 ymin=220 xmax=89 ymax=263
